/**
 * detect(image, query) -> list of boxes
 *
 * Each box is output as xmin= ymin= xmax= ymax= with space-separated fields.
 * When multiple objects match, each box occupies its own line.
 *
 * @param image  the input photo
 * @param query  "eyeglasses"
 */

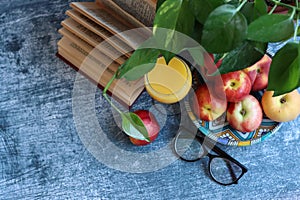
xmin=173 ymin=127 xmax=248 ymax=186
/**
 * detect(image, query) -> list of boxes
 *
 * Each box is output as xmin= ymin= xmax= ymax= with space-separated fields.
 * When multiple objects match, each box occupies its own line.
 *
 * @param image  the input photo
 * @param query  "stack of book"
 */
xmin=57 ymin=0 xmax=156 ymax=106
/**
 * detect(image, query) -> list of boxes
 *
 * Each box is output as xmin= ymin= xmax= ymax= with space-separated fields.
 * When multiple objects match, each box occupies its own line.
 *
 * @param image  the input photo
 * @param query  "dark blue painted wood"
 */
xmin=0 ymin=1 xmax=299 ymax=199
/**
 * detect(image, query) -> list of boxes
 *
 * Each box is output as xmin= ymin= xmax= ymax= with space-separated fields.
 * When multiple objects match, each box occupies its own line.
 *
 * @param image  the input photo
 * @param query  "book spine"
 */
xmin=57 ymin=37 xmax=144 ymax=106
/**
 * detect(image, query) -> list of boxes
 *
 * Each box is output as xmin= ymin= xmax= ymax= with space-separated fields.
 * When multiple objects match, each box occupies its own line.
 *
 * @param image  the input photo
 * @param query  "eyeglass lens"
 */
xmin=174 ymin=129 xmax=245 ymax=185
xmin=174 ymin=131 xmax=205 ymax=161
xmin=209 ymin=157 xmax=243 ymax=185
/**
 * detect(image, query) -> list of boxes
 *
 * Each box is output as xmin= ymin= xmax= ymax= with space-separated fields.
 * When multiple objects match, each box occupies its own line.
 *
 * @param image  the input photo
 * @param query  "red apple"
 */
xmin=227 ymin=95 xmax=263 ymax=132
xmin=261 ymin=90 xmax=300 ymax=122
xmin=129 ymin=110 xmax=160 ymax=146
xmin=243 ymin=54 xmax=271 ymax=91
xmin=216 ymin=70 xmax=252 ymax=102
xmin=193 ymin=84 xmax=227 ymax=121
xmin=243 ymin=64 xmax=258 ymax=85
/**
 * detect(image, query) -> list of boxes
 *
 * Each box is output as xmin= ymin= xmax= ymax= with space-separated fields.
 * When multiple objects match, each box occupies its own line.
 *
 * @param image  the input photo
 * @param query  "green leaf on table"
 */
xmin=121 ymin=112 xmax=150 ymax=142
xmin=215 ymin=40 xmax=267 ymax=74
xmin=240 ymin=0 xmax=267 ymax=24
xmin=201 ymin=4 xmax=248 ymax=53
xmin=247 ymin=14 xmax=294 ymax=42
xmin=116 ymin=48 xmax=160 ymax=81
xmin=267 ymin=42 xmax=300 ymax=96
xmin=189 ymin=0 xmax=224 ymax=24
xmin=153 ymin=0 xmax=195 ymax=63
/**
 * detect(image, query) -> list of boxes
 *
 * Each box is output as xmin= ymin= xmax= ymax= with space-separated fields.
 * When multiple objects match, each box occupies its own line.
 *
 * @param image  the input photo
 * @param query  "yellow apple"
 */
xmin=261 ymin=90 xmax=300 ymax=122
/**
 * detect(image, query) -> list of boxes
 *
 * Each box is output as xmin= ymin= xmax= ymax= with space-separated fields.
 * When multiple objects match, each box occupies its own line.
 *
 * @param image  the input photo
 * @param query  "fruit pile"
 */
xmin=193 ymin=54 xmax=300 ymax=133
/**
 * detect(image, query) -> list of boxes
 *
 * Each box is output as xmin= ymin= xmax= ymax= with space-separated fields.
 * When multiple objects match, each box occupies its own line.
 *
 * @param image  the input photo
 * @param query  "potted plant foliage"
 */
xmin=103 ymin=0 xmax=300 ymax=141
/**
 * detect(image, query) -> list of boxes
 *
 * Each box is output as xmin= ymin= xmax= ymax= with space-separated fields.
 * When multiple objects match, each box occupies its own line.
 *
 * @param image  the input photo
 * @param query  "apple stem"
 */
xmin=280 ymin=97 xmax=286 ymax=104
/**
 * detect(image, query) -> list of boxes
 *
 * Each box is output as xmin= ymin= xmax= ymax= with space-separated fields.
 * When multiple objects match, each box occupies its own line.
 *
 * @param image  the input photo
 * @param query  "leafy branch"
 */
xmin=150 ymin=0 xmax=300 ymax=96
xmin=102 ymin=0 xmax=300 ymax=140
xmin=102 ymin=75 xmax=150 ymax=142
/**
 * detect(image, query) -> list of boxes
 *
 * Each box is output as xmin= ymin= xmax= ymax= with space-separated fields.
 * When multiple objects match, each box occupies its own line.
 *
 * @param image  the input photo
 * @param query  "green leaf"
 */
xmin=254 ymin=0 xmax=267 ymax=13
xmin=247 ymin=14 xmax=294 ymax=42
xmin=240 ymin=0 xmax=267 ymax=24
xmin=121 ymin=112 xmax=150 ymax=142
xmin=154 ymin=0 xmax=195 ymax=36
xmin=116 ymin=48 xmax=160 ymax=81
xmin=214 ymin=53 xmax=225 ymax=64
xmin=156 ymin=0 xmax=166 ymax=12
xmin=226 ymin=0 xmax=240 ymax=7
xmin=153 ymin=0 xmax=195 ymax=62
xmin=185 ymin=46 xmax=205 ymax=66
xmin=201 ymin=4 xmax=248 ymax=53
xmin=159 ymin=50 xmax=176 ymax=65
xmin=189 ymin=0 xmax=224 ymax=24
xmin=216 ymin=40 xmax=267 ymax=74
xmin=191 ymin=21 xmax=203 ymax=44
xmin=267 ymin=42 xmax=300 ymax=96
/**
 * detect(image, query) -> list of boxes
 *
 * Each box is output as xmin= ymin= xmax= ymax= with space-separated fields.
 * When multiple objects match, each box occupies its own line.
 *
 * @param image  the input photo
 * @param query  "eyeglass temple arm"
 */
xmin=225 ymin=159 xmax=238 ymax=183
xmin=197 ymin=132 xmax=248 ymax=171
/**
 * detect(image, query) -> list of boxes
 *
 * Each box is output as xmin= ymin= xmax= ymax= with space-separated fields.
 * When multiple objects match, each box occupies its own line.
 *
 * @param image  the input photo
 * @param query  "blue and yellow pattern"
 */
xmin=185 ymin=94 xmax=283 ymax=146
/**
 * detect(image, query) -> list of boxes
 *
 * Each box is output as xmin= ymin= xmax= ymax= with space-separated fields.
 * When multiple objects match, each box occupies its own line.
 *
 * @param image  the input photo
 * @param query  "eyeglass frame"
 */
xmin=173 ymin=127 xmax=248 ymax=186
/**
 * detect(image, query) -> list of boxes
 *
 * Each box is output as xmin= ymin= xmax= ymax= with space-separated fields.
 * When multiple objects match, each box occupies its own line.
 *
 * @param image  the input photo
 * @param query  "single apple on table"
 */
xmin=227 ymin=95 xmax=263 ymax=132
xmin=193 ymin=84 xmax=227 ymax=121
xmin=261 ymin=90 xmax=300 ymax=122
xmin=129 ymin=110 xmax=160 ymax=146
xmin=215 ymin=70 xmax=252 ymax=102
xmin=243 ymin=54 xmax=272 ymax=91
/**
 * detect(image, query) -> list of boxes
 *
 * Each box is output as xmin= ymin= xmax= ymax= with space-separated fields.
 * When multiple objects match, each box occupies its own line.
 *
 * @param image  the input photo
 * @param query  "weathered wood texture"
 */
xmin=0 ymin=0 xmax=299 ymax=199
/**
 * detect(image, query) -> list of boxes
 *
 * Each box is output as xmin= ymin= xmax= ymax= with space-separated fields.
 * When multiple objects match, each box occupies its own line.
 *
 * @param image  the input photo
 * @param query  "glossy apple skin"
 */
xmin=218 ymin=70 xmax=251 ymax=102
xmin=261 ymin=90 xmax=300 ymax=122
xmin=129 ymin=110 xmax=160 ymax=146
xmin=227 ymin=95 xmax=263 ymax=132
xmin=243 ymin=63 xmax=258 ymax=85
xmin=244 ymin=54 xmax=271 ymax=91
xmin=193 ymin=84 xmax=227 ymax=121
